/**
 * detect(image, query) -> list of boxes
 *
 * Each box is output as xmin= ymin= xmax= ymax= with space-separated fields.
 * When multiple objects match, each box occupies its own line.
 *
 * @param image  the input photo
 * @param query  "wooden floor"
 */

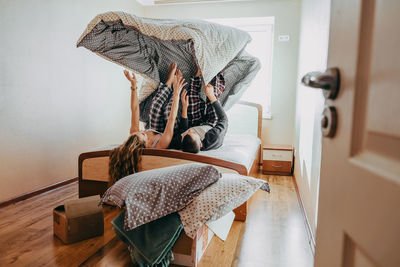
xmin=0 ymin=172 xmax=314 ymax=267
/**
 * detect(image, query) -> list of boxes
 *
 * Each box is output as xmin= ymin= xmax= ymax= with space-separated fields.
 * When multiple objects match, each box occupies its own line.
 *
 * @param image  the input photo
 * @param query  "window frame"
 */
xmin=206 ymin=17 xmax=275 ymax=119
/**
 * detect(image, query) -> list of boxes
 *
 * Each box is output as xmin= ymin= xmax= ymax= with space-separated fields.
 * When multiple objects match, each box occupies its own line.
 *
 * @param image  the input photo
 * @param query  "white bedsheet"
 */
xmin=199 ymin=134 xmax=261 ymax=172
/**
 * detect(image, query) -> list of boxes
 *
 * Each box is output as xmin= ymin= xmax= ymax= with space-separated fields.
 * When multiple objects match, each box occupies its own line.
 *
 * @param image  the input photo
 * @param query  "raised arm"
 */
xmin=201 ymin=84 xmax=228 ymax=150
xmin=155 ymin=71 xmax=187 ymax=149
xmin=205 ymin=83 xmax=228 ymax=128
xmin=124 ymin=70 xmax=140 ymax=134
xmin=179 ymin=89 xmax=189 ymax=133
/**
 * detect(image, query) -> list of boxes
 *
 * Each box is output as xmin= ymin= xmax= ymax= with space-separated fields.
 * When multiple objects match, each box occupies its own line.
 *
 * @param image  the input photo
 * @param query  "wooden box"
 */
xmin=262 ymin=145 xmax=294 ymax=175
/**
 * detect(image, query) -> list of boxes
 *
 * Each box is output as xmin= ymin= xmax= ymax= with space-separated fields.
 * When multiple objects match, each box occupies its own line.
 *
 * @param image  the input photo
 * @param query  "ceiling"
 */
xmin=137 ymin=0 xmax=256 ymax=5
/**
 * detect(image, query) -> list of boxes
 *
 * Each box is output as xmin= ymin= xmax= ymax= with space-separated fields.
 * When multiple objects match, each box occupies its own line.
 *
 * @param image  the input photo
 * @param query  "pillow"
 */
xmin=101 ymin=163 xmax=221 ymax=231
xmin=178 ymin=173 xmax=270 ymax=238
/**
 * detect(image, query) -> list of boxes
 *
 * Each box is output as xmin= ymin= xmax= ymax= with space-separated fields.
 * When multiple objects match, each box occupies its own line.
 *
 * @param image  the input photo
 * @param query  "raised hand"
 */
xmin=204 ymin=84 xmax=217 ymax=103
xmin=124 ymin=70 xmax=137 ymax=89
xmin=181 ymin=89 xmax=189 ymax=110
xmin=126 ymin=70 xmax=140 ymax=133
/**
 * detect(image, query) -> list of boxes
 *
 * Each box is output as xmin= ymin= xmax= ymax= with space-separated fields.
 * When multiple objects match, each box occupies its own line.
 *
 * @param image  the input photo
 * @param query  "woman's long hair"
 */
xmin=109 ymin=133 xmax=146 ymax=186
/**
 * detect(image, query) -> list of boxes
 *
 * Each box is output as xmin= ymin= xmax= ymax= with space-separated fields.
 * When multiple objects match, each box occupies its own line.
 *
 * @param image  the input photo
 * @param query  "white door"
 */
xmin=314 ymin=0 xmax=400 ymax=267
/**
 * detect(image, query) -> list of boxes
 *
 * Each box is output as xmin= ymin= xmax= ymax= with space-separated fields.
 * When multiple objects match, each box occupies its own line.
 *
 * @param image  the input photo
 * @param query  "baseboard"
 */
xmin=292 ymin=174 xmax=316 ymax=255
xmin=0 ymin=177 xmax=78 ymax=209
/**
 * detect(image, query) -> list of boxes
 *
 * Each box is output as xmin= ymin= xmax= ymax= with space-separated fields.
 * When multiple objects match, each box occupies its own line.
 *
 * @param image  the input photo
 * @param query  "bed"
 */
xmin=77 ymin=100 xmax=262 ymax=266
xmin=78 ymin=100 xmax=261 ymax=196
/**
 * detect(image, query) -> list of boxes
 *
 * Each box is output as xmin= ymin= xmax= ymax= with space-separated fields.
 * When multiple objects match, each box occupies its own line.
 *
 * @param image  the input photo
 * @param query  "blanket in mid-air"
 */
xmin=77 ymin=12 xmax=260 ymax=122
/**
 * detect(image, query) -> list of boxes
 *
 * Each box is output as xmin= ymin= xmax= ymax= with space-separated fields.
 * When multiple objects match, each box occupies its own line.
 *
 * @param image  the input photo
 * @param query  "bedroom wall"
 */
xmin=0 ymin=0 xmax=143 ymax=203
xmin=293 ymin=0 xmax=331 ymax=240
xmin=142 ymin=0 xmax=301 ymax=146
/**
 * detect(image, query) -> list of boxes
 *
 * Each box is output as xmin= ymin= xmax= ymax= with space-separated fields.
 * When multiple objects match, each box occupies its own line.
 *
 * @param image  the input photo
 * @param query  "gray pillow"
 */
xmin=101 ymin=163 xmax=221 ymax=231
xmin=178 ymin=173 xmax=270 ymax=238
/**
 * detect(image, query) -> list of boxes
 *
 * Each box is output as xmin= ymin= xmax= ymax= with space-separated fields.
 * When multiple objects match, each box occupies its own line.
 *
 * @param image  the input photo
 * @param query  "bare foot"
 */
xmin=195 ymin=65 xmax=201 ymax=77
xmin=176 ymin=69 xmax=183 ymax=80
xmin=173 ymin=69 xmax=184 ymax=89
xmin=165 ymin=62 xmax=177 ymax=87
xmin=173 ymin=69 xmax=187 ymax=95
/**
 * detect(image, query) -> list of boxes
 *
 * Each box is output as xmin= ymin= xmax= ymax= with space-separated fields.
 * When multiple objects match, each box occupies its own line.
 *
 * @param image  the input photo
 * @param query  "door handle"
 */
xmin=301 ymin=67 xmax=340 ymax=100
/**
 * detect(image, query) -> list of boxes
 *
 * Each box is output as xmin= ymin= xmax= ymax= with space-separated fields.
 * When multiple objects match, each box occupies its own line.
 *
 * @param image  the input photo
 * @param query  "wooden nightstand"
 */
xmin=262 ymin=145 xmax=294 ymax=175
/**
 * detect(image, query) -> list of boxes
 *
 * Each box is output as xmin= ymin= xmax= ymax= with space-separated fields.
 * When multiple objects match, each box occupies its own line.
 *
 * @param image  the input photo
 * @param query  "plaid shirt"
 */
xmin=149 ymin=73 xmax=225 ymax=132
xmin=148 ymin=83 xmax=174 ymax=132
xmin=187 ymin=73 xmax=225 ymax=127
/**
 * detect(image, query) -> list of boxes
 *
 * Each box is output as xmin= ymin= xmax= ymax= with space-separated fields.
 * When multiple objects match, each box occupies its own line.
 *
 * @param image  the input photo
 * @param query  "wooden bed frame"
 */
xmin=77 ymin=101 xmax=262 ymax=266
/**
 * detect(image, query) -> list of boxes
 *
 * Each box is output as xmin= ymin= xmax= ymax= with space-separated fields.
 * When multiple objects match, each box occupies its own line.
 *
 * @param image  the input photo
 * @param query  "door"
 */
xmin=315 ymin=1 xmax=400 ymax=267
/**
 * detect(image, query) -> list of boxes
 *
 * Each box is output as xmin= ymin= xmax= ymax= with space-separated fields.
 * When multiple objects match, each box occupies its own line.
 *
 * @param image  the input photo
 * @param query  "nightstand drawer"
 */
xmin=263 ymin=150 xmax=292 ymax=161
xmin=262 ymin=160 xmax=292 ymax=173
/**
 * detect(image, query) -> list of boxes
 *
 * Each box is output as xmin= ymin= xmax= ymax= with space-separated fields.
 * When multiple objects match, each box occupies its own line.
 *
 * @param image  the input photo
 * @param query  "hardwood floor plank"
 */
xmin=80 ymin=237 xmax=132 ymax=267
xmin=198 ymin=222 xmax=245 ymax=267
xmin=237 ymin=175 xmax=314 ymax=267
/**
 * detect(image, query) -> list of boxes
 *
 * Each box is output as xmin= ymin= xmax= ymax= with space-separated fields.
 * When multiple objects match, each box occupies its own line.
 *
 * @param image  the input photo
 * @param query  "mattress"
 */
xmin=199 ymin=134 xmax=260 ymax=172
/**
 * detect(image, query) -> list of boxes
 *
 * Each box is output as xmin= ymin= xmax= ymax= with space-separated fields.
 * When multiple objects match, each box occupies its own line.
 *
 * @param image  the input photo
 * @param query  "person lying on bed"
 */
xmin=109 ymin=63 xmax=186 ymax=185
xmin=169 ymin=68 xmax=228 ymax=153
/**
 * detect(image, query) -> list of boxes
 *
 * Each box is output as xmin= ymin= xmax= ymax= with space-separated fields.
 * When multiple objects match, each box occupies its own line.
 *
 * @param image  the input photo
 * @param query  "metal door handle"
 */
xmin=301 ymin=67 xmax=340 ymax=99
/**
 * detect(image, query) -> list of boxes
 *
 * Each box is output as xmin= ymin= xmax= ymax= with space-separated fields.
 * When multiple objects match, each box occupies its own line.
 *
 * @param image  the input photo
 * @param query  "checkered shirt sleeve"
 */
xmin=187 ymin=73 xmax=226 ymax=127
xmin=187 ymin=77 xmax=206 ymax=126
xmin=149 ymin=83 xmax=173 ymax=132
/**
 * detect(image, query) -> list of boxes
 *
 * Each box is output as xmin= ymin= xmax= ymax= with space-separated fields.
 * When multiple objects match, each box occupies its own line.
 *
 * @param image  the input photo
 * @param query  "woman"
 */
xmin=109 ymin=63 xmax=186 ymax=184
xmin=125 ymin=62 xmax=186 ymax=149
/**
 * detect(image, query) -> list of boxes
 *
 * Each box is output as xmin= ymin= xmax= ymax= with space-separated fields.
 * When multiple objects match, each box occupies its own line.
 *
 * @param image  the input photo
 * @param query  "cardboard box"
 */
xmin=171 ymin=224 xmax=214 ymax=267
xmin=53 ymin=195 xmax=104 ymax=244
xmin=171 ymin=212 xmax=235 ymax=266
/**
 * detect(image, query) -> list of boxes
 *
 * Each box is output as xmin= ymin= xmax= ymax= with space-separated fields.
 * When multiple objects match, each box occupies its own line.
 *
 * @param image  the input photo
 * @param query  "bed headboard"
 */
xmin=226 ymin=100 xmax=262 ymax=139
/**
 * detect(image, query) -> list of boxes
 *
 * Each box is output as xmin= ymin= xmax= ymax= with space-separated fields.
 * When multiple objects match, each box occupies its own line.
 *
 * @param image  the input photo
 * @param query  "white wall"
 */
xmin=0 ymin=0 xmax=143 ymax=202
xmin=293 ymin=0 xmax=331 ymax=239
xmin=143 ymin=0 xmax=301 ymax=146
